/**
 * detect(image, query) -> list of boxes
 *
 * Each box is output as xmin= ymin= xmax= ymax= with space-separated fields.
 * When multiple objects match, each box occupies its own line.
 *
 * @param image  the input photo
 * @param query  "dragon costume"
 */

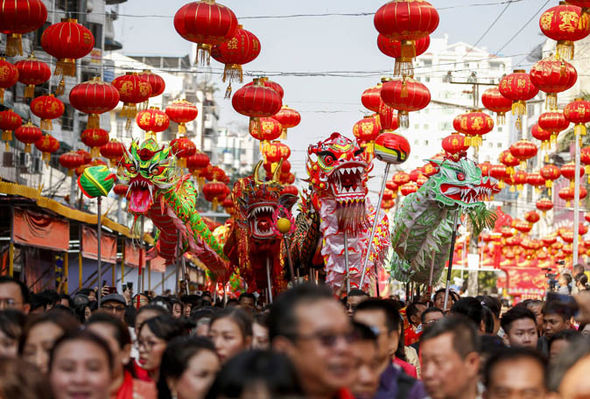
xmin=119 ymin=137 xmax=228 ymax=279
xmin=290 ymin=132 xmax=390 ymax=291
xmin=389 ymin=157 xmax=499 ymax=284
xmin=224 ymin=161 xmax=297 ymax=293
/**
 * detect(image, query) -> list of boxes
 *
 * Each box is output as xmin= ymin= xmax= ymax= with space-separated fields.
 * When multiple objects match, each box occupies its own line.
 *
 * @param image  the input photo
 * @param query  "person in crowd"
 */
xmin=269 ymin=283 xmax=355 ymax=399
xmin=500 ymin=305 xmax=538 ymax=349
xmin=576 ymin=273 xmax=590 ymax=292
xmin=190 ymin=308 xmax=214 ymax=337
xmin=137 ymin=314 xmax=189 ymax=382
xmin=353 ymin=298 xmax=425 ymax=398
xmin=483 ymin=347 xmax=549 ymax=399
xmin=48 ymin=330 xmax=113 ymax=399
xmin=133 ymin=294 xmax=151 ymax=308
xmin=548 ymin=329 xmax=580 ymax=362
xmin=557 ymin=273 xmax=573 ymax=294
xmin=0 ymin=357 xmax=54 ymax=399
xmin=122 ymin=284 xmax=133 ymax=306
xmin=523 ymin=299 xmax=544 ymax=335
xmin=477 ymin=295 xmax=502 ymax=335
xmin=0 ymin=276 xmax=31 ymax=313
xmin=433 ymin=288 xmax=459 ymax=312
xmin=405 ymin=301 xmax=427 ymax=346
xmin=252 ymin=313 xmax=270 ymax=349
xmin=395 ymin=316 xmax=420 ymax=378
xmin=169 ymin=298 xmax=184 ymax=319
xmin=540 ymin=300 xmax=573 ymax=355
xmin=87 ymin=313 xmax=157 ymax=399
xmin=450 ymin=297 xmax=485 ymax=333
xmin=420 ymin=307 xmax=444 ymax=328
xmin=549 ymin=335 xmax=590 ymax=397
xmin=345 ymin=289 xmax=369 ymax=316
xmin=158 ymin=336 xmax=220 ymax=399
xmin=58 ymin=294 xmax=71 ymax=308
xmin=205 ymin=350 xmax=303 ymax=399
xmin=19 ymin=310 xmax=80 ymax=374
xmin=420 ymin=315 xmax=481 ymax=399
xmin=209 ymin=307 xmax=253 ymax=363
xmin=99 ymin=293 xmax=127 ymax=321
xmin=0 ymin=309 xmax=25 ymax=357
xmin=238 ymin=293 xmax=256 ymax=313
xmin=225 ymin=298 xmax=239 ymax=308
xmin=79 ymin=288 xmax=97 ymax=303
xmin=350 ymin=321 xmax=380 ymax=399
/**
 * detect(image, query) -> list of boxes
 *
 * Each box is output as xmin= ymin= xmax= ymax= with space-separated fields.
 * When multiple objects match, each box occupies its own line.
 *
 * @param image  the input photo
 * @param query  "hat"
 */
xmin=101 ymin=294 xmax=126 ymax=306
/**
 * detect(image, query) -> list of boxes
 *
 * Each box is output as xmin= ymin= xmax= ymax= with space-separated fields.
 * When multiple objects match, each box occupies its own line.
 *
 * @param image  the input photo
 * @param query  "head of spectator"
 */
xmin=134 ymin=303 xmax=169 ymax=338
xmin=350 ymin=321 xmax=380 ymax=399
xmin=132 ymin=293 xmax=150 ymax=308
xmin=190 ymin=308 xmax=214 ymax=337
xmin=238 ymin=293 xmax=256 ymax=313
xmin=484 ymin=347 xmax=548 ymax=399
xmin=137 ymin=314 xmax=189 ymax=380
xmin=479 ymin=334 xmax=506 ymax=374
xmin=205 ymin=350 xmax=303 ymax=399
xmin=19 ymin=310 xmax=80 ymax=374
xmin=0 ymin=309 xmax=25 ymax=358
xmin=269 ymin=283 xmax=354 ymax=399
xmin=433 ymin=288 xmax=459 ymax=312
xmin=58 ymin=294 xmax=71 ymax=308
xmin=345 ymin=289 xmax=369 ymax=316
xmin=558 ymin=273 xmax=573 ymax=293
xmin=159 ymin=336 xmax=219 ymax=399
xmin=574 ymin=263 xmax=586 ymax=277
xmin=0 ymin=357 xmax=53 ymax=399
xmin=500 ymin=305 xmax=538 ymax=349
xmin=549 ymin=329 xmax=580 ymax=362
xmin=0 ymin=276 xmax=30 ymax=313
xmin=420 ymin=315 xmax=481 ymax=399
xmin=209 ymin=307 xmax=252 ymax=363
xmin=576 ymin=273 xmax=590 ymax=292
xmin=421 ymin=307 xmax=444 ymax=328
xmin=406 ymin=301 xmax=427 ymax=327
xmin=48 ymin=330 xmax=113 ymax=399
xmin=253 ymin=313 xmax=270 ymax=350
xmin=451 ymin=297 xmax=485 ymax=333
xmin=99 ymin=293 xmax=126 ymax=321
xmin=78 ymin=288 xmax=97 ymax=303
xmin=549 ymin=336 xmax=590 ymax=397
xmin=201 ymin=291 xmax=213 ymax=303
xmin=169 ymin=297 xmax=184 ymax=319
xmin=41 ymin=290 xmax=61 ymax=311
xmin=477 ymin=295 xmax=502 ymax=334
xmin=523 ymin=299 xmax=544 ymax=334
xmin=542 ymin=300 xmax=573 ymax=338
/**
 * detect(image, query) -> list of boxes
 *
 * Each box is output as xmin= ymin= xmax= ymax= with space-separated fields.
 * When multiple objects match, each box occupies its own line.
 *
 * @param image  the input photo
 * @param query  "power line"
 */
xmin=493 ymin=0 xmax=551 ymax=55
xmin=469 ymin=0 xmax=515 ymax=51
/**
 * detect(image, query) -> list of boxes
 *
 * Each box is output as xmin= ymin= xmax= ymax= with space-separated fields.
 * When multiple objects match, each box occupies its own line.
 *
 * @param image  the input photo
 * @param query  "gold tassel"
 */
xmin=222 ymin=64 xmax=243 ymax=84
xmin=42 ymin=152 xmax=50 ymax=164
xmin=90 ymin=147 xmax=99 ymax=158
xmin=399 ymin=111 xmax=409 ymax=129
xmin=5 ymin=33 xmax=23 ymax=57
xmin=497 ymin=113 xmax=505 ymax=125
xmin=546 ymin=94 xmax=558 ymax=111
xmin=24 ymin=144 xmax=31 ymax=153
xmin=280 ymin=128 xmax=288 ymax=140
xmin=575 ymin=124 xmax=587 ymax=136
xmin=55 ymin=78 xmax=65 ymax=96
xmin=556 ymin=41 xmax=574 ymax=61
xmin=197 ymin=44 xmax=213 ymax=66
xmin=401 ymin=80 xmax=409 ymax=98
xmin=510 ymin=185 xmax=515 ymax=192
xmin=0 ymin=88 xmax=4 ymax=105
xmin=178 ymin=158 xmax=187 ymax=169
xmin=24 ymin=85 xmax=35 ymax=99
xmin=120 ymin=104 xmax=138 ymax=119
xmin=56 ymin=59 xmax=76 ymax=77
xmin=178 ymin=123 xmax=186 ymax=135
xmin=2 ymin=130 xmax=12 ymax=143
xmin=40 ymin=119 xmax=53 ymax=131
xmin=212 ymin=198 xmax=219 ymax=211
xmin=87 ymin=114 xmax=100 ymax=129
xmin=224 ymin=82 xmax=233 ymax=99
xmin=145 ymin=131 xmax=157 ymax=140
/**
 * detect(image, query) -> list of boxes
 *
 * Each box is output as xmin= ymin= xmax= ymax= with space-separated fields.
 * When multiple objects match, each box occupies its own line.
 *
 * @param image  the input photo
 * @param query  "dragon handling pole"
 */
xmin=443 ymin=210 xmax=461 ymax=311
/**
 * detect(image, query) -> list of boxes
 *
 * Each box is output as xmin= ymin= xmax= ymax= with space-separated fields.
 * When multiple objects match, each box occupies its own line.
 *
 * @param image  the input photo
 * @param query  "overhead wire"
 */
xmin=493 ymin=0 xmax=551 ymax=55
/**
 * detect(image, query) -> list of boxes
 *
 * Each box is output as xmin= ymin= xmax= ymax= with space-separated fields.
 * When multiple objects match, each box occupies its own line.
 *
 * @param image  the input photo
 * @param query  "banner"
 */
xmin=81 ymin=225 xmax=117 ymax=264
xmin=123 ymin=240 xmax=145 ymax=268
xmin=150 ymin=256 xmax=167 ymax=273
xmin=13 ymin=208 xmax=69 ymax=251
xmin=497 ymin=267 xmax=546 ymax=297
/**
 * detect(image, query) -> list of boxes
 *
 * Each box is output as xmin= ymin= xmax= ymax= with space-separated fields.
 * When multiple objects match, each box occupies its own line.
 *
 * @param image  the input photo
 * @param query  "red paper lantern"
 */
xmin=14 ymin=122 xmax=42 ymax=153
xmin=165 ymin=99 xmax=199 ymax=136
xmin=540 ymin=164 xmax=562 ymax=190
xmin=564 ymin=97 xmax=590 ymax=136
xmin=400 ymin=182 xmax=418 ymax=196
xmin=531 ymin=124 xmax=552 ymax=150
xmin=514 ymin=220 xmax=532 ymax=235
xmin=526 ymin=172 xmax=546 ymax=191
xmin=585 ymin=212 xmax=590 ymax=224
xmin=561 ymin=162 xmax=584 ymax=187
xmin=30 ymin=95 xmax=65 ymax=131
xmin=137 ymin=70 xmax=165 ymax=98
xmin=170 ymin=136 xmax=196 ymax=168
xmin=281 ymin=185 xmax=299 ymax=197
xmin=378 ymin=97 xmax=399 ymax=133
xmin=273 ymin=105 xmax=301 ymax=139
xmin=511 ymin=170 xmax=528 ymax=191
xmin=499 ymin=150 xmax=520 ymax=175
xmin=380 ymin=77 xmax=431 ymax=128
xmin=136 ymin=107 xmax=170 ymax=136
xmin=0 ymin=58 xmax=18 ymax=104
xmin=441 ymin=133 xmax=469 ymax=161
xmin=559 ymin=186 xmax=588 ymax=206
xmin=0 ymin=109 xmax=22 ymax=150
xmin=530 ymin=57 xmax=577 ymax=110
xmin=386 ymin=179 xmax=398 ymax=193
xmin=582 ymin=147 xmax=590 ymax=183
xmin=536 ymin=197 xmax=554 ymax=214
xmin=509 ymin=140 xmax=538 ymax=168
xmin=59 ymin=151 xmax=85 ymax=176
xmin=186 ymin=151 xmax=210 ymax=176
xmin=393 ymin=171 xmax=411 ymax=186
xmin=99 ymin=139 xmax=125 ymax=168
xmin=499 ymin=70 xmax=539 ymax=129
xmin=377 ymin=35 xmax=430 ymax=77
xmin=112 ymin=72 xmax=152 ymax=120
xmin=174 ymin=0 xmax=238 ymax=65
xmin=453 ymin=111 xmax=494 ymax=147
xmin=34 ymin=133 xmax=59 ymax=163
xmin=81 ymin=128 xmax=109 ymax=158
xmin=202 ymin=181 xmax=227 ymax=210
xmin=539 ymin=3 xmax=590 ymax=60
xmin=77 ymin=149 xmax=92 ymax=165
xmin=353 ymin=115 xmax=381 ymax=143
xmin=525 ymin=211 xmax=540 ymax=225
xmin=490 ymin=164 xmax=507 ymax=188
xmin=481 ymin=87 xmax=513 ymax=125
xmin=479 ymin=162 xmax=493 ymax=177
xmin=249 ymin=117 xmax=282 ymax=142
xmin=538 ymin=112 xmax=569 ymax=144
xmin=244 ymin=77 xmax=284 ymax=99
xmin=69 ymin=78 xmax=120 ymax=130
xmin=262 ymin=141 xmax=283 ymax=164
xmin=15 ymin=55 xmax=51 ymax=98
xmin=361 ymin=84 xmax=382 ymax=112
xmin=232 ymin=78 xmax=283 ymax=131
xmin=0 ymin=0 xmax=47 ymax=56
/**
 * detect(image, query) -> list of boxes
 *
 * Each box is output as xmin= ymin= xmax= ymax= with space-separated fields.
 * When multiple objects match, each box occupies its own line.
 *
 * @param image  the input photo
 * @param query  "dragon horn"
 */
xmin=253 ymin=161 xmax=265 ymax=185
xmin=272 ymin=159 xmax=283 ymax=183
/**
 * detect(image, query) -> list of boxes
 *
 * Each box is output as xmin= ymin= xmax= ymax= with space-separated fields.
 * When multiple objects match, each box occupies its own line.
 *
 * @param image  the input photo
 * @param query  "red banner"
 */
xmin=123 ymin=240 xmax=145 ymax=268
xmin=150 ymin=256 xmax=167 ymax=273
xmin=497 ymin=267 xmax=546 ymax=297
xmin=81 ymin=225 xmax=117 ymax=264
xmin=13 ymin=208 xmax=69 ymax=251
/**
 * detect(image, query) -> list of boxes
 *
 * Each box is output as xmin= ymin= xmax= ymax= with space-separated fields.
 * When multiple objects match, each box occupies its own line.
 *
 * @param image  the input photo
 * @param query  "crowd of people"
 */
xmin=2 ymin=273 xmax=590 ymax=399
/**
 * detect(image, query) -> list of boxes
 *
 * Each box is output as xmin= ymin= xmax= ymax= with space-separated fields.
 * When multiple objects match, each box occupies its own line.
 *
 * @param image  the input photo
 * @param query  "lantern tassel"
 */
xmin=280 ymin=128 xmax=288 ymax=140
xmin=24 ymin=144 xmax=31 ymax=153
xmin=197 ymin=44 xmax=213 ymax=66
xmin=42 ymin=152 xmax=50 ymax=164
xmin=222 ymin=64 xmax=243 ymax=84
xmin=178 ymin=123 xmax=187 ymax=135
xmin=394 ymin=60 xmax=414 ymax=79
xmin=398 ymin=111 xmax=409 ymax=129
xmin=55 ymin=78 xmax=65 ymax=96
xmin=224 ymin=82 xmax=233 ymax=99
xmin=178 ymin=158 xmax=187 ymax=169
xmin=212 ymin=198 xmax=219 ymax=212
xmin=556 ymin=40 xmax=574 ymax=61
xmin=0 ymin=88 xmax=5 ymax=105
xmin=40 ymin=119 xmax=53 ymax=131
xmin=497 ymin=113 xmax=506 ymax=125
xmin=575 ymin=124 xmax=587 ymax=136
xmin=24 ymin=84 xmax=35 ymax=99
xmin=546 ymin=94 xmax=558 ymax=111
xmin=5 ymin=33 xmax=23 ymax=57
xmin=121 ymin=103 xmax=138 ymax=119
xmin=56 ymin=59 xmax=76 ymax=77
xmin=87 ymin=114 xmax=100 ymax=129
xmin=2 ymin=130 xmax=12 ymax=145
xmin=90 ymin=147 xmax=100 ymax=158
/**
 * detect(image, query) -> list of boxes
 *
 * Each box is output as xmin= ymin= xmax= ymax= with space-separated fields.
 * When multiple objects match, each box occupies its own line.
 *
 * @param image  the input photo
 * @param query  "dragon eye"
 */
xmin=457 ymin=172 xmax=465 ymax=181
xmin=151 ymin=166 xmax=164 ymax=176
xmin=125 ymin=163 xmax=136 ymax=173
xmin=323 ymin=154 xmax=336 ymax=166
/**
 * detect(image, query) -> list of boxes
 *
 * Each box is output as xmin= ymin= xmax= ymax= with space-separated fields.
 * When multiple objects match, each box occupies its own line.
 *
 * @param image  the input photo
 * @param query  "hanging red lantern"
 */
xmin=261 ymin=141 xmax=282 ymax=164
xmin=0 ymin=109 xmax=22 ymax=150
xmin=452 ymin=110 xmax=494 ymax=147
xmin=186 ymin=151 xmax=210 ymax=176
xmin=34 ymin=133 xmax=59 ymax=163
xmin=221 ymin=196 xmax=234 ymax=210
xmin=441 ymin=133 xmax=469 ymax=161
xmin=499 ymin=70 xmax=539 ymax=129
xmin=536 ymin=197 xmax=554 ymax=215
xmin=400 ymin=182 xmax=418 ymax=196
xmin=530 ymin=57 xmax=578 ymax=110
xmin=112 ymin=72 xmax=152 ymax=122
xmin=531 ymin=124 xmax=552 ymax=151
xmin=69 ymin=77 xmax=120 ymax=129
xmin=561 ymin=162 xmax=584 ymax=188
xmin=509 ymin=140 xmax=538 ymax=168
xmin=481 ymin=87 xmax=513 ymax=125
xmin=479 ymin=162 xmax=493 ymax=177
xmin=559 ymin=186 xmax=588 ymax=206
xmin=77 ymin=149 xmax=92 ymax=165
xmin=409 ymin=169 xmax=424 ymax=183
xmin=0 ymin=0 xmax=47 ymax=56
xmin=393 ymin=171 xmax=411 ymax=187
xmin=525 ymin=211 xmax=541 ymax=225
xmin=243 ymin=77 xmax=284 ymax=99
xmin=540 ymin=164 xmax=562 ymax=191
xmin=585 ymin=212 xmax=590 ymax=224
xmin=170 ymin=136 xmax=196 ymax=168
xmin=564 ymin=97 xmax=590 ymax=136
xmin=174 ymin=0 xmax=238 ymax=65
xmin=202 ymin=181 xmax=227 ymax=210
xmin=30 ymin=95 xmax=65 ymax=131
xmin=514 ymin=220 xmax=532 ymax=235
xmin=249 ymin=117 xmax=282 ymax=144
xmin=380 ymin=77 xmax=431 ymax=128
xmin=423 ymin=162 xmax=438 ymax=177
xmin=81 ymin=128 xmax=109 ymax=158
xmin=540 ymin=3 xmax=590 ymax=60
xmin=499 ymin=150 xmax=520 ymax=175
xmin=232 ymin=78 xmax=283 ymax=131
xmin=490 ymin=164 xmax=507 ymax=188
xmin=353 ymin=115 xmax=381 ymax=143
xmin=137 ymin=70 xmax=166 ymax=99
xmin=361 ymin=84 xmax=382 ymax=112
xmin=99 ymin=139 xmax=125 ymax=168
xmin=526 ymin=172 xmax=546 ymax=191
xmin=0 ymin=58 xmax=18 ymax=104
xmin=14 ymin=122 xmax=42 ymax=153
xmin=136 ymin=107 xmax=170 ymax=138
xmin=15 ymin=55 xmax=51 ymax=99
xmin=41 ymin=18 xmax=94 ymax=94
xmin=378 ymin=92 xmax=399 ymax=134
xmin=538 ymin=112 xmax=570 ymax=145
xmin=59 ymin=151 xmax=85 ymax=176
xmin=377 ymin=35 xmax=430 ymax=77
xmin=512 ymin=170 xmax=528 ymax=191
xmin=273 ymin=105 xmax=301 ymax=139
xmin=386 ymin=179 xmax=398 ymax=193
xmin=165 ymin=99 xmax=199 ymax=136
xmin=581 ymin=146 xmax=590 ymax=183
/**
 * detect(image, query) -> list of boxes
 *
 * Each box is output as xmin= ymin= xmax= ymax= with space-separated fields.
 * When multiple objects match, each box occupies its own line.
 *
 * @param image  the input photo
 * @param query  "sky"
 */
xmin=113 ymin=0 xmax=549 ymax=198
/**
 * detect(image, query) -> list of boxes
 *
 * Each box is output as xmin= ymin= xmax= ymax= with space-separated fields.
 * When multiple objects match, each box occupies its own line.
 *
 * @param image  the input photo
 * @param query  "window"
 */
xmin=425 ymin=140 xmax=429 ymax=145
xmin=86 ymin=23 xmax=103 ymax=49
xmin=423 ymin=124 xmax=429 ymax=130
xmin=61 ymin=107 xmax=74 ymax=131
xmin=497 ymin=143 xmax=502 ymax=148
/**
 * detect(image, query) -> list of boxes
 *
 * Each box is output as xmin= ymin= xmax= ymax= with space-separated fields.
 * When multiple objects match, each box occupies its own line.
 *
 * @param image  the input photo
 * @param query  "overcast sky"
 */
xmin=114 ymin=0 xmax=547 ymax=197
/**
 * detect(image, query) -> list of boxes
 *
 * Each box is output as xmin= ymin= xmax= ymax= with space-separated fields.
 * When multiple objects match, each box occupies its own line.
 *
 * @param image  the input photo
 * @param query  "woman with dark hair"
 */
xmin=48 ymin=330 xmax=113 ymax=399
xmin=0 ymin=357 xmax=54 ymax=399
xmin=252 ymin=313 xmax=270 ymax=349
xmin=205 ymin=350 xmax=303 ymax=399
xmin=0 ymin=309 xmax=25 ymax=357
xmin=209 ymin=308 xmax=253 ymax=363
xmin=433 ymin=288 xmax=459 ymax=312
xmin=87 ymin=313 xmax=157 ymax=399
xmin=157 ymin=336 xmax=220 ymax=399
xmin=19 ymin=310 xmax=80 ymax=374
xmin=576 ymin=273 xmax=590 ymax=292
xmin=168 ymin=298 xmax=184 ymax=319
xmin=137 ymin=314 xmax=189 ymax=381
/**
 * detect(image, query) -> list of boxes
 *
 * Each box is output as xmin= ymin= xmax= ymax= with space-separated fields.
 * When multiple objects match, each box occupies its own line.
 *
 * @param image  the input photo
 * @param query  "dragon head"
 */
xmin=428 ymin=158 xmax=499 ymax=208
xmin=119 ymin=137 xmax=177 ymax=214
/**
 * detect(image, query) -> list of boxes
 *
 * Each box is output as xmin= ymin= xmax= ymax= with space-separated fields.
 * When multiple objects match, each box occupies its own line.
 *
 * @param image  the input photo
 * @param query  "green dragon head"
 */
xmin=427 ymin=158 xmax=499 ymax=208
xmin=119 ymin=137 xmax=179 ymax=214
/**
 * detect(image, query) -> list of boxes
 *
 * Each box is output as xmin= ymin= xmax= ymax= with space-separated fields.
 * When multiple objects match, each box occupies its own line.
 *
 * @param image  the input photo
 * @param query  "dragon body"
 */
xmin=119 ymin=137 xmax=227 ymax=278
xmin=389 ymin=158 xmax=498 ymax=284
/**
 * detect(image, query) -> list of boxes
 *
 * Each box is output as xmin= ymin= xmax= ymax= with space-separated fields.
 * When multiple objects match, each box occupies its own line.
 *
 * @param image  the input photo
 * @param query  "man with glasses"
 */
xmin=0 ymin=276 xmax=30 ymax=313
xmin=353 ymin=299 xmax=426 ymax=399
xmin=269 ymin=283 xmax=355 ymax=399
xmin=345 ymin=289 xmax=369 ymax=317
xmin=100 ymin=293 xmax=127 ymax=321
xmin=421 ymin=307 xmax=444 ymax=328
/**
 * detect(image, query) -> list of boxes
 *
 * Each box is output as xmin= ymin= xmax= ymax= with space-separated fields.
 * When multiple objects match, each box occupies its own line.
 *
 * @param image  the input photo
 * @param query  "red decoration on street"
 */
xmin=14 ymin=122 xmax=42 ymax=153
xmin=0 ymin=58 xmax=18 ymax=105
xmin=244 ymin=77 xmax=284 ymax=99
xmin=536 ymin=197 xmax=554 ymax=215
xmin=174 ymin=0 xmax=238 ymax=65
xmin=526 ymin=172 xmax=546 ymax=191
xmin=377 ymin=35 xmax=430 ymax=77
xmin=353 ymin=115 xmax=381 ymax=143
xmin=509 ymin=140 xmax=538 ymax=168
xmin=512 ymin=170 xmax=528 ymax=191
xmin=513 ymin=219 xmax=532 ymax=234
xmin=538 ymin=112 xmax=569 ymax=144
xmin=490 ymin=164 xmax=507 ymax=188
xmin=113 ymin=184 xmax=129 ymax=198
xmin=69 ymin=78 xmax=120 ymax=130
xmin=0 ymin=0 xmax=47 ymax=56
xmin=499 ymin=70 xmax=539 ymax=129
xmin=581 ymin=146 xmax=590 ymax=183
xmin=0 ymin=109 xmax=22 ymax=150
xmin=81 ymin=128 xmax=109 ymax=158
xmin=186 ymin=151 xmax=210 ymax=177
xmin=361 ymin=84 xmax=382 ymax=112
xmin=202 ymin=180 xmax=228 ymax=210
xmin=34 ymin=133 xmax=59 ymax=163
xmin=136 ymin=107 xmax=170 ymax=137
xmin=540 ymin=164 xmax=561 ymax=191
xmin=170 ymin=136 xmax=196 ymax=168
xmin=165 ymin=100 xmax=199 ymax=136
xmin=273 ymin=106 xmax=301 ymax=139
xmin=59 ymin=151 xmax=85 ymax=176
xmin=100 ymin=139 xmax=125 ymax=168
xmin=525 ymin=211 xmax=540 ymax=225
xmin=530 ymin=57 xmax=577 ymax=110
xmin=30 ymin=95 xmax=65 ymax=131
xmin=561 ymin=162 xmax=584 ymax=188
xmin=112 ymin=72 xmax=152 ymax=122
xmin=378 ymin=90 xmax=399 ymax=133
xmin=380 ymin=77 xmax=431 ymax=128
xmin=539 ymin=3 xmax=590 ymax=60
xmin=393 ymin=171 xmax=410 ymax=187
xmin=481 ymin=87 xmax=513 ymax=125
xmin=249 ymin=117 xmax=282 ymax=143
xmin=564 ymin=98 xmax=590 ymax=136
xmin=15 ymin=55 xmax=51 ymax=99
xmin=232 ymin=78 xmax=283 ymax=132
xmin=452 ymin=111 xmax=494 ymax=147
xmin=441 ymin=133 xmax=469 ymax=161
xmin=531 ymin=124 xmax=552 ymax=150
xmin=559 ymin=186 xmax=588 ymax=206
xmin=400 ymin=182 xmax=418 ymax=196
xmin=499 ymin=150 xmax=520 ymax=175
xmin=137 ymin=70 xmax=166 ymax=99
